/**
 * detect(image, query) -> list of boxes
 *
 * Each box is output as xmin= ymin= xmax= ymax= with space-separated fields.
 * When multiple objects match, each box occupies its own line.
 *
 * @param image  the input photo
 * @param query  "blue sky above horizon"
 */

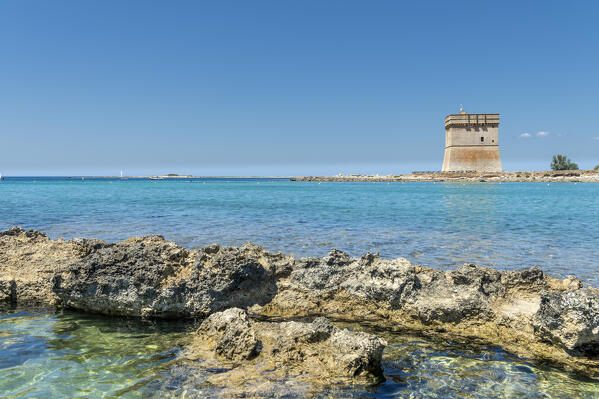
xmin=1 ymin=0 xmax=598 ymax=176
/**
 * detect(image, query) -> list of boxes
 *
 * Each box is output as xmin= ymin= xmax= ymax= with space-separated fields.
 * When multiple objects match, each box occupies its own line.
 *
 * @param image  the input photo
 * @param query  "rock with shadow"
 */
xmin=53 ymin=237 xmax=290 ymax=318
xmin=187 ymin=308 xmax=386 ymax=394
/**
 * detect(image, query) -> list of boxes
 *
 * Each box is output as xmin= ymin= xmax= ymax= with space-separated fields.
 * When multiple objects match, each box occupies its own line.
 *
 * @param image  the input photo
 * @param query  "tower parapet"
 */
xmin=442 ymin=111 xmax=502 ymax=172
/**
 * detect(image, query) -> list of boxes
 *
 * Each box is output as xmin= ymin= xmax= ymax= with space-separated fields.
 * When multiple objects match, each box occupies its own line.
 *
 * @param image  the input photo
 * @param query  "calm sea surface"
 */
xmin=1 ymin=177 xmax=598 ymax=397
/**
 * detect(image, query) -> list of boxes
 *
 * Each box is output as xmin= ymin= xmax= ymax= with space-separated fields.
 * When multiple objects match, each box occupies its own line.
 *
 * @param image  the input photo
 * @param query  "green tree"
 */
xmin=594 ymin=164 xmax=599 ymax=171
xmin=550 ymin=154 xmax=579 ymax=171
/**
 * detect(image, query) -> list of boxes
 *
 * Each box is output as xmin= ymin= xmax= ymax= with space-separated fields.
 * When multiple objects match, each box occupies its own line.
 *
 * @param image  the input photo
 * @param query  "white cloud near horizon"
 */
xmin=519 ymin=131 xmax=552 ymax=138
xmin=593 ymin=136 xmax=599 ymax=140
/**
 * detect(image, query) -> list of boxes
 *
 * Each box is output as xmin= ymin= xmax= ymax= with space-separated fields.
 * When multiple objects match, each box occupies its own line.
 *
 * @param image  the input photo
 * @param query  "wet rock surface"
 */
xmin=1 ymin=227 xmax=599 ymax=379
xmin=197 ymin=308 xmax=260 ymax=361
xmin=189 ymin=308 xmax=386 ymax=388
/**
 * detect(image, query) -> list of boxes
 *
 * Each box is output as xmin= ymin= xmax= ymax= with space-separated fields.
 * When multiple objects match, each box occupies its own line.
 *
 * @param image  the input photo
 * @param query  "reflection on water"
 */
xmin=0 ymin=311 xmax=598 ymax=398
xmin=363 ymin=334 xmax=599 ymax=399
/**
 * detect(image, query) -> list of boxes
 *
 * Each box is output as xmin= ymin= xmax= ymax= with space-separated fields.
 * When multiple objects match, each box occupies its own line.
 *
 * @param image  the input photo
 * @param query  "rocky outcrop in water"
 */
xmin=190 ymin=308 xmax=386 ymax=387
xmin=197 ymin=307 xmax=261 ymax=361
xmin=1 ymin=226 xmax=599 ymax=379
xmin=0 ymin=227 xmax=87 ymax=307
xmin=53 ymin=237 xmax=287 ymax=317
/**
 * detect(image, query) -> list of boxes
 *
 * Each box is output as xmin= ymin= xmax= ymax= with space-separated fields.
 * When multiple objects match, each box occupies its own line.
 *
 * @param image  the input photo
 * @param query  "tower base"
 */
xmin=442 ymin=146 xmax=502 ymax=172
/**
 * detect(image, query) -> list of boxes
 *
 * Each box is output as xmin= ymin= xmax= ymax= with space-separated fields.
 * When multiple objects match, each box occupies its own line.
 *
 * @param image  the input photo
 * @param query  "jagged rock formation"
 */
xmin=534 ymin=289 xmax=599 ymax=355
xmin=0 ymin=227 xmax=87 ymax=307
xmin=52 ymin=236 xmax=288 ymax=317
xmin=197 ymin=307 xmax=261 ymax=361
xmin=1 ymin=226 xmax=599 ymax=379
xmin=191 ymin=308 xmax=386 ymax=387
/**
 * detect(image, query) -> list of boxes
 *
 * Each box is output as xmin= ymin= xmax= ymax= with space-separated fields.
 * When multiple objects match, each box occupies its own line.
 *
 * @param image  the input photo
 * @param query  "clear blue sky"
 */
xmin=1 ymin=0 xmax=598 ymax=176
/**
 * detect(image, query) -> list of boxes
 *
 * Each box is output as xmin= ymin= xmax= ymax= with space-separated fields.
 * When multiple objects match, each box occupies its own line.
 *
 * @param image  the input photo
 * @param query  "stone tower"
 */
xmin=442 ymin=109 xmax=502 ymax=172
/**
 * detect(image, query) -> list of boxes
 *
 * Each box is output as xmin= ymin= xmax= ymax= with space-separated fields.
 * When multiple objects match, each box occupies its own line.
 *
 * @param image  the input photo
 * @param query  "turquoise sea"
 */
xmin=1 ymin=177 xmax=598 ymax=397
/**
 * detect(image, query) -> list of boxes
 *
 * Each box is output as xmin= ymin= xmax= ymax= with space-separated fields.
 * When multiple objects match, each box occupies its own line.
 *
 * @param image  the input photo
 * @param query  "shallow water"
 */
xmin=1 ymin=177 xmax=599 ymax=397
xmin=0 ymin=311 xmax=597 ymax=398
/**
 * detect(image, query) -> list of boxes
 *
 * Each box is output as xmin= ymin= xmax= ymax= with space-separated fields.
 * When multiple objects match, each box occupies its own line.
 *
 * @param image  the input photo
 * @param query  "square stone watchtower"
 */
xmin=441 ymin=109 xmax=502 ymax=172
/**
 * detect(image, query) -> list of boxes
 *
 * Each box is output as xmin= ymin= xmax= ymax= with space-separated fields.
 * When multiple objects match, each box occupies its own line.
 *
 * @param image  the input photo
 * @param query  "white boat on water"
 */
xmin=0 ymin=173 xmax=3 ymax=181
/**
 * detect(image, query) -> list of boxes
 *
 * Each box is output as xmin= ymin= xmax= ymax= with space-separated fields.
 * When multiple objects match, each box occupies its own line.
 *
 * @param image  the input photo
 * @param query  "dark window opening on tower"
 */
xmin=481 ymin=136 xmax=484 ymax=142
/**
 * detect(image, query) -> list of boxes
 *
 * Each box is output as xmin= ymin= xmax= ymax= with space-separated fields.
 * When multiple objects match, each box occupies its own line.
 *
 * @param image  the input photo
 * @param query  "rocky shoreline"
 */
xmin=1 ymin=227 xmax=599 ymax=387
xmin=292 ymin=170 xmax=599 ymax=183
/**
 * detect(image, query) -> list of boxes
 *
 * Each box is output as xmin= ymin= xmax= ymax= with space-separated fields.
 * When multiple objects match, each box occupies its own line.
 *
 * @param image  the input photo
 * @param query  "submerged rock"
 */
xmin=1 ymin=227 xmax=599 ymax=378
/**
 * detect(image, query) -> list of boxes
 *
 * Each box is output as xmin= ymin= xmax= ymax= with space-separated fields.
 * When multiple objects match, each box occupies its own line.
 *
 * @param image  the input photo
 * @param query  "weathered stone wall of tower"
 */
xmin=442 ymin=113 xmax=502 ymax=172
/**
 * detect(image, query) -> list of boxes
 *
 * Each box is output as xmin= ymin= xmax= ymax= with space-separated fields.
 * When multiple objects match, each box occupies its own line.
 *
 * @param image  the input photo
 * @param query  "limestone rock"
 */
xmin=178 ymin=243 xmax=288 ymax=315
xmin=534 ymin=288 xmax=599 ymax=355
xmin=289 ymin=250 xmax=419 ymax=309
xmin=53 ymin=235 xmax=194 ymax=316
xmin=285 ymin=253 xmax=550 ymax=325
xmin=0 ymin=227 xmax=88 ymax=307
xmin=191 ymin=309 xmax=386 ymax=385
xmin=197 ymin=307 xmax=260 ymax=361
xmin=267 ymin=316 xmax=385 ymax=380
xmin=53 ymin=240 xmax=289 ymax=317
xmin=328 ymin=325 xmax=387 ymax=379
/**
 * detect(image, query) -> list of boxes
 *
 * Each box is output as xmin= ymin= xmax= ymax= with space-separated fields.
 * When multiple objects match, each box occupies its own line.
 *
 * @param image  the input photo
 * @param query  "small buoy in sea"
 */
xmin=318 ymin=182 xmax=321 ymax=184
xmin=547 ymin=183 xmax=550 ymax=186
xmin=82 ymin=177 xmax=84 ymax=181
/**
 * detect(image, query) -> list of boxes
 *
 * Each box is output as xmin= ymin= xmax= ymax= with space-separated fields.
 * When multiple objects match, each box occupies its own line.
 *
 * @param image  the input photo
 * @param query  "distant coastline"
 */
xmin=291 ymin=170 xmax=599 ymax=183
xmin=2 ymin=172 xmax=598 ymax=183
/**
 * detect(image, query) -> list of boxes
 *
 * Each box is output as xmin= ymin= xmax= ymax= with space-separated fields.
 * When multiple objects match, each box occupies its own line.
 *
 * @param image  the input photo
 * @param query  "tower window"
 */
xmin=481 ymin=136 xmax=484 ymax=142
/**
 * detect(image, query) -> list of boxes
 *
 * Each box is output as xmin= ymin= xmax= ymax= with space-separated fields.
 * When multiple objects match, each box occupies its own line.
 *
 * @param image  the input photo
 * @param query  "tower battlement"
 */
xmin=442 ymin=111 xmax=502 ymax=172
xmin=444 ymin=113 xmax=499 ymax=128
